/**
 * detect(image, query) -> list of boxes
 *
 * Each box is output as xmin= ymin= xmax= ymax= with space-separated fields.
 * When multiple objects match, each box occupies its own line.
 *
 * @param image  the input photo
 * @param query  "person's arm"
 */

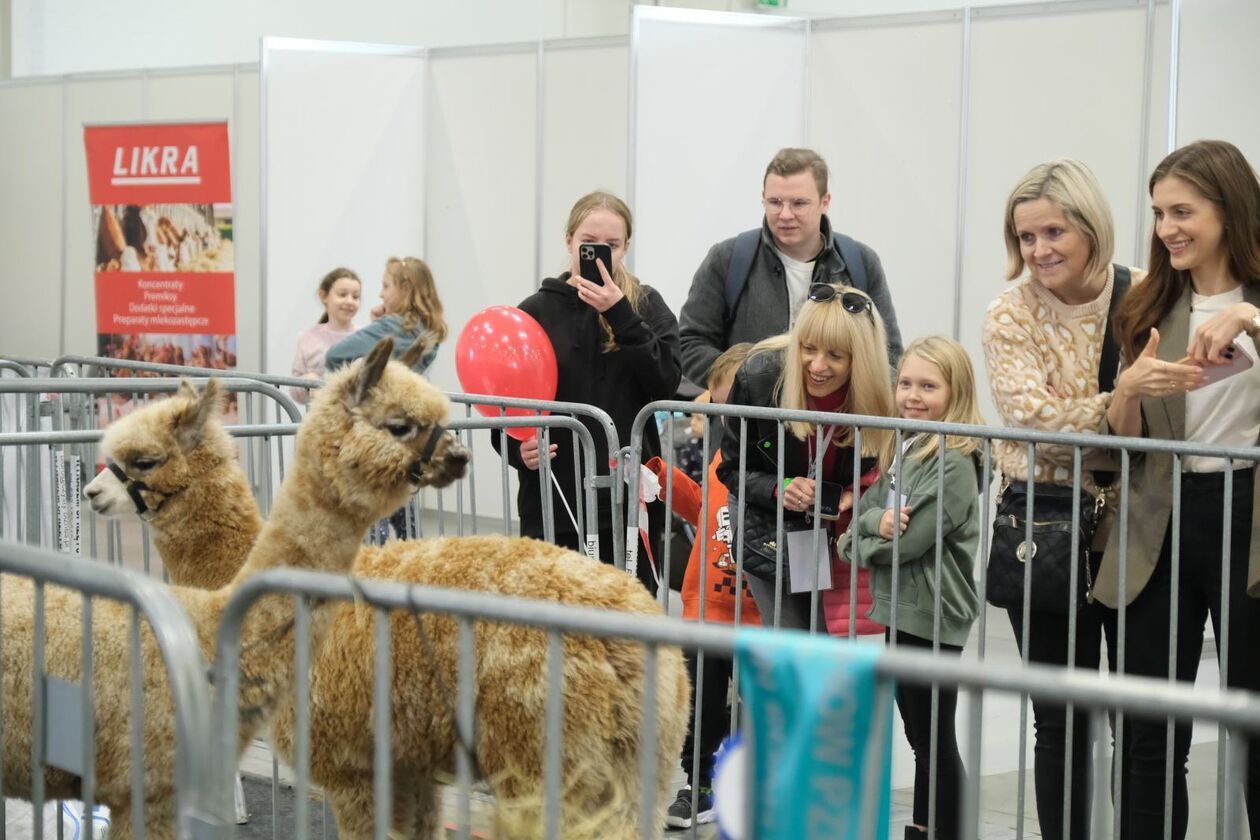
xmin=981 ymin=299 xmax=1112 ymax=469
xmin=646 ymin=456 xmax=703 ymax=526
xmin=325 ymin=317 xmax=399 ymax=372
xmin=604 ymin=289 xmax=682 ymax=400
xmin=678 ymin=242 xmax=731 ymax=386
xmin=290 ymin=334 xmax=313 ymax=404
xmin=850 ymin=450 xmax=978 ymax=566
xmin=716 ymin=371 xmax=780 ymax=508
xmin=858 ymin=244 xmax=903 ymax=368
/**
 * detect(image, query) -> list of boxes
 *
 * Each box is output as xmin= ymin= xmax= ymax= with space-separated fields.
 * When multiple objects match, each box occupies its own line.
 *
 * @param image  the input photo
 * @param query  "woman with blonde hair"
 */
xmin=717 ymin=283 xmax=894 ymax=631
xmin=325 ymin=255 xmax=448 ymax=374
xmin=982 ymin=158 xmax=1141 ymax=840
xmin=496 ymin=191 xmax=681 ymax=591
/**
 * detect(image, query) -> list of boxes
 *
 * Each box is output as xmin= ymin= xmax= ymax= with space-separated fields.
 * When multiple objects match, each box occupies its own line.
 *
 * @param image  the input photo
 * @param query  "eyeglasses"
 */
xmin=763 ymin=197 xmax=815 ymax=215
xmin=808 ymin=284 xmax=874 ymax=319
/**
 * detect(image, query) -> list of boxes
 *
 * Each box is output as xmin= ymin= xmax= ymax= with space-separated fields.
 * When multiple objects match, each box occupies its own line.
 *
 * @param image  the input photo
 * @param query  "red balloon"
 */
xmin=455 ymin=306 xmax=558 ymax=442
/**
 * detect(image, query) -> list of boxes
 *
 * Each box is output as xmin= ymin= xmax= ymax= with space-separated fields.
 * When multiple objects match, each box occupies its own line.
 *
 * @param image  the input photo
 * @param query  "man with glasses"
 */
xmin=678 ymin=147 xmax=902 ymax=386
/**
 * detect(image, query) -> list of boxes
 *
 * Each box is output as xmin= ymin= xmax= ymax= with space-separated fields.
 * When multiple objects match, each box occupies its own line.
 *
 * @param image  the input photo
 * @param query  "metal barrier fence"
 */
xmin=207 ymin=565 xmax=1260 ymax=840
xmin=0 ymin=539 xmax=228 ymax=839
xmin=627 ymin=400 xmax=1260 ymax=839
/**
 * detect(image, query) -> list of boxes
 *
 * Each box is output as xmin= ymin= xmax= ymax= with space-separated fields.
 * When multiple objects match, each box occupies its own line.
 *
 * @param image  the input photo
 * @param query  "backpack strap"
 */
xmin=1094 ymin=263 xmax=1132 ymax=488
xmin=724 ymin=229 xmax=762 ymax=320
xmin=832 ymin=232 xmax=867 ymax=291
xmin=724 ymin=228 xmax=869 ymax=319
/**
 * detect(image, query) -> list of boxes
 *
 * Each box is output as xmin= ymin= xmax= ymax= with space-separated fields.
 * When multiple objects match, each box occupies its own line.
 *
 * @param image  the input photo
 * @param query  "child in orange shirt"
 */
xmin=650 ymin=344 xmax=759 ymax=829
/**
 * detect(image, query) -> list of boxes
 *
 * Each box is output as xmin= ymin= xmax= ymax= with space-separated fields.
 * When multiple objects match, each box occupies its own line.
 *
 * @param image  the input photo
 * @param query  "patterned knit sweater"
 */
xmin=982 ymin=265 xmax=1143 ymax=493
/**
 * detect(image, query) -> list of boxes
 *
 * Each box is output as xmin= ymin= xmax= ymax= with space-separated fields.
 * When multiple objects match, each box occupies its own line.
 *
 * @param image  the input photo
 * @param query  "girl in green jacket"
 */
xmin=838 ymin=335 xmax=984 ymax=840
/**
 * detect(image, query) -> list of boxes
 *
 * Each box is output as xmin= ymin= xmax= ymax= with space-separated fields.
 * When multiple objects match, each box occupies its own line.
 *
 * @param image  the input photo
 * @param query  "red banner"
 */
xmin=84 ymin=121 xmax=237 ymax=374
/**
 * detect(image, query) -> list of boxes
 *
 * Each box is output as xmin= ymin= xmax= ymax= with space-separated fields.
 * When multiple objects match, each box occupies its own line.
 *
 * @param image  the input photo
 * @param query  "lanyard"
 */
xmin=805 ymin=425 xmax=837 ymax=481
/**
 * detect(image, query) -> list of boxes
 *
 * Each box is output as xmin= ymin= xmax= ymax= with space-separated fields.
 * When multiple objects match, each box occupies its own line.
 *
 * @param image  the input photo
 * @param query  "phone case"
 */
xmin=1198 ymin=343 xmax=1255 ymax=387
xmin=578 ymin=243 xmax=612 ymax=286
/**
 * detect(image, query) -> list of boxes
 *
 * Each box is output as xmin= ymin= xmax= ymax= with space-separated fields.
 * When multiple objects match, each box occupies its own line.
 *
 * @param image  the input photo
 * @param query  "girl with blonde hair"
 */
xmin=840 ymin=335 xmax=983 ymax=840
xmin=717 ymin=284 xmax=894 ymax=632
xmin=325 ymin=256 xmax=447 ymax=374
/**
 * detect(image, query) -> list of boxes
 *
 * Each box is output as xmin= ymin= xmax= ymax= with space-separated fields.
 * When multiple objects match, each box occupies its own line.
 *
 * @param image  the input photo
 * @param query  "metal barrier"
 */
xmin=207 ymin=564 xmax=1260 ymax=840
xmin=627 ymin=399 xmax=1260 ymax=839
xmin=0 ymin=539 xmax=229 ymax=839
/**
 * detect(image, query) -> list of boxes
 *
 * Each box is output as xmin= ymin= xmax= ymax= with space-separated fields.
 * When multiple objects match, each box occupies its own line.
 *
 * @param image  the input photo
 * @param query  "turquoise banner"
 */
xmin=735 ymin=628 xmax=893 ymax=839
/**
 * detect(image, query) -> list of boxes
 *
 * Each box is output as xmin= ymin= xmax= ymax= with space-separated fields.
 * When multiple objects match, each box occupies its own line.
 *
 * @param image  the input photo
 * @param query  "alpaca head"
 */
xmin=298 ymin=335 xmax=470 ymax=522
xmin=85 ymin=377 xmax=235 ymax=521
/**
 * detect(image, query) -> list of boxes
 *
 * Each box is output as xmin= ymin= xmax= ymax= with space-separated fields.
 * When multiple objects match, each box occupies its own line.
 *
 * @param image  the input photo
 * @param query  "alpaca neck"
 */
xmin=154 ymin=468 xmax=261 ymax=589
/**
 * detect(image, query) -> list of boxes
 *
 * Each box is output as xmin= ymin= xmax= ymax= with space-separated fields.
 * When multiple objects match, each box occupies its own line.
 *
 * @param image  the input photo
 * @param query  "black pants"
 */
xmin=893 ymin=630 xmax=965 ymax=839
xmin=1007 ymin=593 xmax=1118 ymax=840
xmin=1119 ymin=468 xmax=1260 ymax=840
xmin=679 ymin=649 xmax=734 ymax=789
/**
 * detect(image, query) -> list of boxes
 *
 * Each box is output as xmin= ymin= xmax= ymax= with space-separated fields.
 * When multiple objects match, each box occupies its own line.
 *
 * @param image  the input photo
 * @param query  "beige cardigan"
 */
xmin=1093 ymin=282 xmax=1260 ymax=607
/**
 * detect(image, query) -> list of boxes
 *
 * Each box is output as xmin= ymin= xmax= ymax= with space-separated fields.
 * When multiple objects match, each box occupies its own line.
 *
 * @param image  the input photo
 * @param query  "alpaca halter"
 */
xmin=106 ymin=461 xmax=180 ymax=522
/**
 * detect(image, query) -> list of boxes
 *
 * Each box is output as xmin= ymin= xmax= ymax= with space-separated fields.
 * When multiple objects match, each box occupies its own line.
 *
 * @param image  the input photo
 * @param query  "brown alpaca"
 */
xmin=89 ymin=382 xmax=691 ymax=838
xmin=7 ymin=337 xmax=469 ymax=838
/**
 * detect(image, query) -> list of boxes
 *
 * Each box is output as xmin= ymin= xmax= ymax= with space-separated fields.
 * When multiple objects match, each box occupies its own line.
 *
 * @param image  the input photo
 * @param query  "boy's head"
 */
xmin=706 ymin=343 xmax=753 ymax=405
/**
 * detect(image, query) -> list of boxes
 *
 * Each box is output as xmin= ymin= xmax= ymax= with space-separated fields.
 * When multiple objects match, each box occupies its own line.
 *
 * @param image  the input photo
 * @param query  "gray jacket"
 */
xmin=678 ymin=215 xmax=903 ymax=386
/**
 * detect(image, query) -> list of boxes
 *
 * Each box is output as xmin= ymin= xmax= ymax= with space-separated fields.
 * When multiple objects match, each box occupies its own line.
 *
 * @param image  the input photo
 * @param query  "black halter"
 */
xmin=419 ymin=422 xmax=446 ymax=463
xmin=106 ymin=461 xmax=176 ymax=521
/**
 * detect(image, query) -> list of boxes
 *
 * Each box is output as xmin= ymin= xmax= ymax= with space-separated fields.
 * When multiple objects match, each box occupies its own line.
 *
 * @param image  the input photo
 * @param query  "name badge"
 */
xmin=786 ymin=527 xmax=832 ymax=593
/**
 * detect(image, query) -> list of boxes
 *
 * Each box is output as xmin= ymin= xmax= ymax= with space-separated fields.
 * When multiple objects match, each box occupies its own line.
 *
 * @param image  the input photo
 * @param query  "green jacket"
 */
xmin=838 ymin=441 xmax=980 ymax=647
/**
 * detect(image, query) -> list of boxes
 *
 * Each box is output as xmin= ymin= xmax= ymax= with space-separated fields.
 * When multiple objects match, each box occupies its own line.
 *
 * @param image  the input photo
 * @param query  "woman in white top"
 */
xmin=1103 ymin=139 xmax=1260 ymax=839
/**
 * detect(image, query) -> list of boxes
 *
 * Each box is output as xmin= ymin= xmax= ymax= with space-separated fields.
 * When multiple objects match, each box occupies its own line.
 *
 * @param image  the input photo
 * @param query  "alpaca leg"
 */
xmin=326 ymin=777 xmax=377 ymax=840
xmin=410 ymin=775 xmax=440 ymax=840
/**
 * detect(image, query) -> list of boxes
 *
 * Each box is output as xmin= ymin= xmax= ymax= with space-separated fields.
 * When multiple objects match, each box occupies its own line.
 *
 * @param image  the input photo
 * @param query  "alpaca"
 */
xmin=87 ymin=381 xmax=691 ymax=838
xmin=7 ymin=337 xmax=469 ymax=838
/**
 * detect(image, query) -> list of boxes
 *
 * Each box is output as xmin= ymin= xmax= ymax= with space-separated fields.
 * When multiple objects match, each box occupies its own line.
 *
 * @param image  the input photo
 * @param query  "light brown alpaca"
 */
xmin=5 ymin=338 xmax=468 ymax=838
xmin=89 ymin=382 xmax=690 ymax=838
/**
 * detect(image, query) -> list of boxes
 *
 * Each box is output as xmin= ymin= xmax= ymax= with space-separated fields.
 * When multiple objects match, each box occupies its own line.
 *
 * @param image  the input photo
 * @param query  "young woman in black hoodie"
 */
xmin=496 ymin=191 xmax=681 ymax=593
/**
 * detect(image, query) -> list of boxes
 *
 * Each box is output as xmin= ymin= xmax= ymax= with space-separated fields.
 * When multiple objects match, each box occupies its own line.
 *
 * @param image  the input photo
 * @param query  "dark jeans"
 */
xmin=893 ymin=631 xmax=965 ymax=839
xmin=680 ymin=649 xmax=734 ymax=789
xmin=1007 ymin=592 xmax=1118 ymax=840
xmin=746 ymin=574 xmax=824 ymax=631
xmin=1119 ymin=468 xmax=1260 ymax=840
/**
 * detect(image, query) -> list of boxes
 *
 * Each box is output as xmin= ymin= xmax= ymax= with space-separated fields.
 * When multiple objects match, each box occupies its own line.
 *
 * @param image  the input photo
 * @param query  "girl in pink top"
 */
xmin=290 ymin=267 xmax=362 ymax=402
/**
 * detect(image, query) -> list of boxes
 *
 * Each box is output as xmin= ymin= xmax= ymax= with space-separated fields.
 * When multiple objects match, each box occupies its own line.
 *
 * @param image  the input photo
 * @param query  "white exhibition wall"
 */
xmin=2 ymin=0 xmax=1260 ymax=524
xmin=630 ymin=8 xmax=808 ymax=316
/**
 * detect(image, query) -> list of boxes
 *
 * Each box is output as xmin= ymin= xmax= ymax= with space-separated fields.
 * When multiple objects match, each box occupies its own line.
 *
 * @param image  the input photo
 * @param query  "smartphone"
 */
xmin=815 ymin=481 xmax=845 ymax=521
xmin=1179 ymin=343 xmax=1255 ymax=388
xmin=578 ymin=242 xmax=613 ymax=286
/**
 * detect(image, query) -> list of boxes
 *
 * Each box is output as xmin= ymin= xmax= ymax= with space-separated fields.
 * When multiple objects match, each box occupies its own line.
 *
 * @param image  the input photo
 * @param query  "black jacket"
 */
xmin=716 ymin=349 xmax=871 ymax=515
xmin=495 ymin=275 xmax=682 ymax=538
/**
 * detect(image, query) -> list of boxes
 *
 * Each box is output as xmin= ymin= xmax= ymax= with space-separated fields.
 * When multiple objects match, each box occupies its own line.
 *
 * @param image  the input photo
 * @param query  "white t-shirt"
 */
xmin=1184 ymin=285 xmax=1260 ymax=472
xmin=773 ymin=244 xmax=817 ymax=326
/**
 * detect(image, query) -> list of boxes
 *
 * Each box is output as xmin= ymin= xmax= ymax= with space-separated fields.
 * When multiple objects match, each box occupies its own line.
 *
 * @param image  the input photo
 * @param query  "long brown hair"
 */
xmin=316 ymin=267 xmax=360 ymax=325
xmin=1114 ymin=140 xmax=1260 ymax=361
xmin=386 ymin=256 xmax=448 ymax=341
xmin=564 ymin=191 xmax=647 ymax=352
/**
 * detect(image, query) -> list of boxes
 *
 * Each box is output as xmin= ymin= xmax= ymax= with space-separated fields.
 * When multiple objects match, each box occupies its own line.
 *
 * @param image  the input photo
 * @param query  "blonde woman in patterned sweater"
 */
xmin=982 ymin=159 xmax=1143 ymax=840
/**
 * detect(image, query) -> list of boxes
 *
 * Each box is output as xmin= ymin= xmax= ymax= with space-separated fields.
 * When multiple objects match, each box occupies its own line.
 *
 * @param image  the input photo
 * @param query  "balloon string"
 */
xmin=549 ymin=471 xmax=581 ymax=535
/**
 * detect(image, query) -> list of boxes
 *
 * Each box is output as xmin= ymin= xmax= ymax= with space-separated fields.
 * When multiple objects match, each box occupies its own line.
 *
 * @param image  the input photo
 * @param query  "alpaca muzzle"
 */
xmin=408 ymin=425 xmax=470 ymax=489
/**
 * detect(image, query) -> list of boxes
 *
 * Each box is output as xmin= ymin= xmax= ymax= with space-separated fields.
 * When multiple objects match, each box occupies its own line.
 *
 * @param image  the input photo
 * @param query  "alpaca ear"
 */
xmin=173 ymin=377 xmax=224 ymax=449
xmin=347 ymin=338 xmax=394 ymax=407
xmin=398 ymin=331 xmax=438 ymax=370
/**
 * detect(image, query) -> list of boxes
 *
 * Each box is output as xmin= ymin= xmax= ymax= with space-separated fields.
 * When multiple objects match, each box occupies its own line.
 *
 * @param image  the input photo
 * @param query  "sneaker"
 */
xmin=665 ymin=785 xmax=715 ymax=829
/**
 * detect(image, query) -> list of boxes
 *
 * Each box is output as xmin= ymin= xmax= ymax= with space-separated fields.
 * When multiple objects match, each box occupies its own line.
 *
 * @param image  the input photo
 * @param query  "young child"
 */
xmin=839 ymin=335 xmax=983 ymax=840
xmin=325 ymin=256 xmax=448 ymax=375
xmin=290 ymin=267 xmax=361 ymax=403
xmin=646 ymin=343 xmax=760 ymax=830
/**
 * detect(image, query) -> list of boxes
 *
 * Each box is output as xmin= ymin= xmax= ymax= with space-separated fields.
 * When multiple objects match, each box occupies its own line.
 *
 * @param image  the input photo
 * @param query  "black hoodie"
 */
xmin=494 ymin=274 xmax=682 ymax=546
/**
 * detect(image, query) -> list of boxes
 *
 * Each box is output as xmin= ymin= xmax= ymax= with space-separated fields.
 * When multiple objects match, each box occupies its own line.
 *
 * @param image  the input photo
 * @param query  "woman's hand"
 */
xmin=839 ymin=489 xmax=854 ymax=513
xmin=1187 ymin=302 xmax=1259 ymax=364
xmin=879 ymin=506 xmax=912 ymax=540
xmin=519 ymin=434 xmax=558 ymax=471
xmin=572 ymin=260 xmax=625 ymax=313
xmin=781 ymin=477 xmax=815 ymax=513
xmin=1115 ymin=328 xmax=1204 ymax=399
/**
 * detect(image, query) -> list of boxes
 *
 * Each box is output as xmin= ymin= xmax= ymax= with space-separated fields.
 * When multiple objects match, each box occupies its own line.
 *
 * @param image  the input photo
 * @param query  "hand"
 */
xmin=781 ymin=477 xmax=815 ymax=513
xmin=369 ymin=304 xmax=386 ymax=321
xmin=879 ymin=506 xmax=912 ymax=539
xmin=839 ymin=489 xmax=854 ymax=513
xmin=1115 ymin=329 xmax=1204 ymax=399
xmin=519 ymin=434 xmax=557 ymax=471
xmin=1187 ymin=302 xmax=1258 ymax=364
xmin=572 ymin=260 xmax=625 ymax=313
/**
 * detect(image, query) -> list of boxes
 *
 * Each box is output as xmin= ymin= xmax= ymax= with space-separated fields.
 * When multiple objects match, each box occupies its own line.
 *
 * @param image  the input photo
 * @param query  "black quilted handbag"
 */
xmin=731 ymin=497 xmax=791 ymax=582
xmin=985 ymin=482 xmax=1103 ymax=613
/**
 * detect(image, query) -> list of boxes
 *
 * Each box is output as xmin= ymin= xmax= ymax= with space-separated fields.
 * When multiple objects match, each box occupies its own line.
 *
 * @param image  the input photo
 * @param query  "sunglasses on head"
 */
xmin=808 ymin=284 xmax=874 ymax=319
